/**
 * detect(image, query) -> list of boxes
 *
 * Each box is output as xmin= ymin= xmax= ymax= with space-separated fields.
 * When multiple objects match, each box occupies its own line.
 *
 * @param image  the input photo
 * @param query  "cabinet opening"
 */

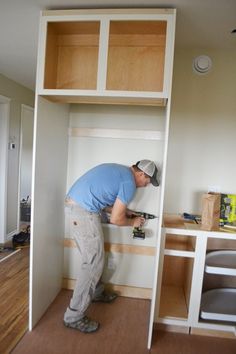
xmin=203 ymin=273 xmax=236 ymax=293
xmin=165 ymin=234 xmax=196 ymax=252
xmin=106 ymin=20 xmax=167 ymax=92
xmin=159 ymin=256 xmax=194 ymax=319
xmin=207 ymin=238 xmax=236 ymax=251
xmin=44 ymin=21 xmax=100 ymax=89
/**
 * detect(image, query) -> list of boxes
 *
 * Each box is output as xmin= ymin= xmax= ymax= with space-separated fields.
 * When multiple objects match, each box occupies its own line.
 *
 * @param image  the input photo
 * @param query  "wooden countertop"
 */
xmin=163 ymin=214 xmax=236 ymax=235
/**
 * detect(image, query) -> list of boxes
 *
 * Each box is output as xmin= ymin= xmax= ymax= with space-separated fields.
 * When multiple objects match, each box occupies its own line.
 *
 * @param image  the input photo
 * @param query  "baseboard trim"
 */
xmin=152 ymin=323 xmax=236 ymax=338
xmin=191 ymin=327 xmax=236 ymax=339
xmin=154 ymin=322 xmax=190 ymax=334
xmin=62 ymin=278 xmax=152 ymax=299
xmin=7 ymin=229 xmax=17 ymax=240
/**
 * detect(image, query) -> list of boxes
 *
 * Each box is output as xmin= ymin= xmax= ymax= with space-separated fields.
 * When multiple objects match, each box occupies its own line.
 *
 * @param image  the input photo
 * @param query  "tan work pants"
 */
xmin=64 ymin=202 xmax=105 ymax=323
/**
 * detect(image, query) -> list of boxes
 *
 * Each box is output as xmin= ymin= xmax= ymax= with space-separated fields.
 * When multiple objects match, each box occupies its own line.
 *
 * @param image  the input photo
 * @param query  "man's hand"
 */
xmin=132 ymin=216 xmax=145 ymax=228
xmin=110 ymin=198 xmax=145 ymax=227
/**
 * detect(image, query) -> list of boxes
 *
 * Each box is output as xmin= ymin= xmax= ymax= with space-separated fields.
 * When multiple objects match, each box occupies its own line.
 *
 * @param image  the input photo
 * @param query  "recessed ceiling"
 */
xmin=0 ymin=0 xmax=235 ymax=90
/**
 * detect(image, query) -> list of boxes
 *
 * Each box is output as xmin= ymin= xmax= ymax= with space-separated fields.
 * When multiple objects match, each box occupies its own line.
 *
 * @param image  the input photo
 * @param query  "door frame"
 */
xmin=0 ymin=94 xmax=11 ymax=244
xmin=17 ymin=104 xmax=34 ymax=231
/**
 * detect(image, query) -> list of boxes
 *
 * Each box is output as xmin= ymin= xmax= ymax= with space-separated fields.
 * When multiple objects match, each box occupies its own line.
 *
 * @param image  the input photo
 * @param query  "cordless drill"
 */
xmin=131 ymin=211 xmax=157 ymax=239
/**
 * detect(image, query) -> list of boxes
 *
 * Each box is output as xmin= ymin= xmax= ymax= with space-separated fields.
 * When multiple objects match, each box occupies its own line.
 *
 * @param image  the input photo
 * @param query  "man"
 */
xmin=64 ymin=159 xmax=159 ymax=333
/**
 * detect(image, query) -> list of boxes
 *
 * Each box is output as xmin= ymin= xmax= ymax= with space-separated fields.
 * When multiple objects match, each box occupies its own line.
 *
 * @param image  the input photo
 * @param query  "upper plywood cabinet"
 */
xmin=38 ymin=9 xmax=176 ymax=105
xmin=44 ymin=21 xmax=100 ymax=90
xmin=106 ymin=20 xmax=166 ymax=92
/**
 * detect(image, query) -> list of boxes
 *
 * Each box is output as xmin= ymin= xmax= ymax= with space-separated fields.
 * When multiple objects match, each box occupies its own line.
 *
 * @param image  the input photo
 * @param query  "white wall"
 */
xmin=64 ymin=104 xmax=165 ymax=289
xmin=20 ymin=105 xmax=34 ymax=200
xmin=164 ymin=48 xmax=236 ymax=215
xmin=63 ymin=48 xmax=236 ymax=291
xmin=0 ymin=97 xmax=10 ymax=244
xmin=67 ymin=104 xmax=165 ymax=216
xmin=0 ymin=74 xmax=34 ymax=236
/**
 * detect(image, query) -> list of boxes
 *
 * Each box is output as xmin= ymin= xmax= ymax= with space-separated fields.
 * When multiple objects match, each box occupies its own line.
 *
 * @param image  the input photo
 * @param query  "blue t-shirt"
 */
xmin=67 ymin=163 xmax=136 ymax=213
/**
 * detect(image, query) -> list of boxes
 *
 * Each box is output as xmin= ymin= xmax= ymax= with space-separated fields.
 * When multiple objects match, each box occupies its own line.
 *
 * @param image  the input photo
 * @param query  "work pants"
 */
xmin=64 ymin=203 xmax=105 ymax=323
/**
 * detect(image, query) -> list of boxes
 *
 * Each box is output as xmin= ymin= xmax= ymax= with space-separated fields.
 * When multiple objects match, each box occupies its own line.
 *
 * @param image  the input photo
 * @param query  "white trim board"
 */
xmin=0 ymin=95 xmax=11 ymax=244
xmin=69 ymin=127 xmax=164 ymax=140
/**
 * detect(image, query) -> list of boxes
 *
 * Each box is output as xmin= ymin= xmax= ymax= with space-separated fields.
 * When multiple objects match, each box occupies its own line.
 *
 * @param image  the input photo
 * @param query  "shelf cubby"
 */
xmin=44 ymin=21 xmax=100 ymax=90
xmin=106 ymin=20 xmax=167 ymax=92
xmin=205 ymin=250 xmax=236 ymax=276
xmin=200 ymin=288 xmax=236 ymax=323
xmin=159 ymin=255 xmax=194 ymax=320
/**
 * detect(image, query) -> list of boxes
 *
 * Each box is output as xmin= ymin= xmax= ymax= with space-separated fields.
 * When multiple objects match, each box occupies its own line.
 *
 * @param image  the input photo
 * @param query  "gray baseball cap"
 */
xmin=135 ymin=160 xmax=159 ymax=186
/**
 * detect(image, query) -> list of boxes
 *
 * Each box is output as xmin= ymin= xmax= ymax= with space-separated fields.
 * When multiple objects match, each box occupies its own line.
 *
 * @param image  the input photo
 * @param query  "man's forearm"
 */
xmin=110 ymin=213 xmax=145 ymax=227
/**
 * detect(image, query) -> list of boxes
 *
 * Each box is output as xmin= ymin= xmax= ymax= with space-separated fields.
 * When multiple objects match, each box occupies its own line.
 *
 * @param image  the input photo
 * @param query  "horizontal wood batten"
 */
xmin=58 ymin=34 xmax=99 ymax=46
xmin=69 ymin=127 xmax=164 ymax=140
xmin=62 ymin=278 xmax=152 ymax=299
xmin=64 ymin=238 xmax=155 ymax=256
xmin=57 ymin=34 xmax=165 ymax=47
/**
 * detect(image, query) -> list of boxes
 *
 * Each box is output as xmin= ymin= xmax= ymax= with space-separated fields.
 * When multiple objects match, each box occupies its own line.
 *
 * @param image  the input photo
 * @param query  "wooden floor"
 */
xmin=0 ymin=247 xmax=29 ymax=354
xmin=12 ymin=289 xmax=236 ymax=354
xmin=2 ymin=247 xmax=235 ymax=354
xmin=13 ymin=289 xmax=150 ymax=354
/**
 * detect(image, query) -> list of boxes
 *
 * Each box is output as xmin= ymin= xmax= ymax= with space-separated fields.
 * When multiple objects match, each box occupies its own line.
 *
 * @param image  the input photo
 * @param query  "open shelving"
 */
xmin=158 ymin=214 xmax=236 ymax=337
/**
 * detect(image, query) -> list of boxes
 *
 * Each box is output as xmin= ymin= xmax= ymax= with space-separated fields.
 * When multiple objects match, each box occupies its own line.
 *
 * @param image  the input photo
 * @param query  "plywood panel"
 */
xmin=162 ymin=256 xmax=189 ymax=287
xmin=109 ymin=34 xmax=166 ymax=46
xmin=107 ymin=20 xmax=166 ymax=92
xmin=159 ymin=285 xmax=188 ymax=319
xmin=56 ymin=46 xmax=98 ymax=89
xmin=165 ymin=234 xmax=196 ymax=251
xmin=43 ymin=94 xmax=167 ymax=106
xmin=44 ymin=22 xmax=100 ymax=89
xmin=109 ymin=20 xmax=166 ymax=35
xmin=44 ymin=26 xmax=59 ymax=89
xmin=106 ymin=46 xmax=165 ymax=92
xmin=207 ymin=238 xmax=236 ymax=250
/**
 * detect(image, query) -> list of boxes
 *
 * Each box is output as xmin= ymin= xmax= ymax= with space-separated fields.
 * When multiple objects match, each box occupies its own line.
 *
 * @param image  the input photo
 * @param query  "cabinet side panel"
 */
xmin=44 ymin=25 xmax=59 ymax=89
xmin=29 ymin=97 xmax=69 ymax=329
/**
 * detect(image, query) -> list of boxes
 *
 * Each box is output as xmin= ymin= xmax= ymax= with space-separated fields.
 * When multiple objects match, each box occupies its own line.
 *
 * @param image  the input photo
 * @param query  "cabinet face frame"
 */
xmin=36 ymin=10 xmax=176 ymax=104
xmin=157 ymin=225 xmax=236 ymax=336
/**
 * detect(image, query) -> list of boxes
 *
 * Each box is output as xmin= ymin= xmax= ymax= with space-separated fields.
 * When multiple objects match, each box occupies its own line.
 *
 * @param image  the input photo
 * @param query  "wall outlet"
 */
xmin=107 ymin=255 xmax=116 ymax=270
xmin=9 ymin=142 xmax=16 ymax=150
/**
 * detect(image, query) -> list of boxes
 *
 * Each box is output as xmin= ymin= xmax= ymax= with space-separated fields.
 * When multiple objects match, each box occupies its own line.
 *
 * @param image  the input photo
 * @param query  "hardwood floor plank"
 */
xmin=0 ymin=247 xmax=29 ymax=354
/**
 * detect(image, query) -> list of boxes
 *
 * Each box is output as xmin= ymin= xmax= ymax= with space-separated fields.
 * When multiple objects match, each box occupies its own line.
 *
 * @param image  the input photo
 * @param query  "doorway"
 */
xmin=18 ymin=104 xmax=34 ymax=231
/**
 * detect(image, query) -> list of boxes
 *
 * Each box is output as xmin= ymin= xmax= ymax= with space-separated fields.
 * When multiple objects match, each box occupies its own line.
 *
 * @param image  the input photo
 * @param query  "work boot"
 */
xmin=64 ymin=316 xmax=100 ymax=333
xmin=92 ymin=291 xmax=118 ymax=303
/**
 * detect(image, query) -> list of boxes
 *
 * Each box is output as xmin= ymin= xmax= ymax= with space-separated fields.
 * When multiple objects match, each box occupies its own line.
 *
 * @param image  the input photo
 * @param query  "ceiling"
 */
xmin=0 ymin=0 xmax=236 ymax=91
